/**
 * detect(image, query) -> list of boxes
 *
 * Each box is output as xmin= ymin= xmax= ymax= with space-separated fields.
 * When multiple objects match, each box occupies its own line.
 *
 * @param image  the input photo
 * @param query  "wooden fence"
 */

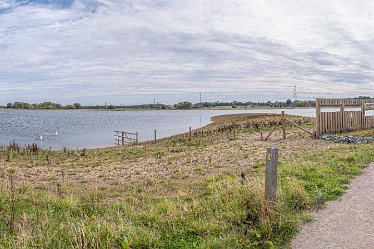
xmin=112 ymin=114 xmax=314 ymax=147
xmin=114 ymin=131 xmax=138 ymax=146
xmin=316 ymin=98 xmax=374 ymax=134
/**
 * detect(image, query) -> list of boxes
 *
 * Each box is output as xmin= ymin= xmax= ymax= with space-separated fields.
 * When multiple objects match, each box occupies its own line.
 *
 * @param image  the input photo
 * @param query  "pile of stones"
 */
xmin=320 ymin=134 xmax=374 ymax=144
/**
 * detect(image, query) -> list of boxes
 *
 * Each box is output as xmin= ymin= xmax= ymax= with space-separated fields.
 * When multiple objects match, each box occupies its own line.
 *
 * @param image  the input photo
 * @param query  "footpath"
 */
xmin=292 ymin=163 xmax=374 ymax=249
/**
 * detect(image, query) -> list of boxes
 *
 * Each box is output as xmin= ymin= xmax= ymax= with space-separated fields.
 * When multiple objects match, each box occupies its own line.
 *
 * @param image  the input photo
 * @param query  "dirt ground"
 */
xmin=1 ymin=126 xmax=337 ymax=192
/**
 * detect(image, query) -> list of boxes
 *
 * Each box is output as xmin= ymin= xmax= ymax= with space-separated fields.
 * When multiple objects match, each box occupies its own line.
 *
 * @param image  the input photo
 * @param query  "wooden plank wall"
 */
xmin=316 ymin=98 xmax=374 ymax=134
xmin=365 ymin=116 xmax=374 ymax=129
xmin=318 ymin=111 xmax=367 ymax=134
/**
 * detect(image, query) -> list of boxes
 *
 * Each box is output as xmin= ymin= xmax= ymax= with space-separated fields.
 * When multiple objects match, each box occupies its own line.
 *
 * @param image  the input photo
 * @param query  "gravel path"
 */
xmin=292 ymin=163 xmax=374 ymax=249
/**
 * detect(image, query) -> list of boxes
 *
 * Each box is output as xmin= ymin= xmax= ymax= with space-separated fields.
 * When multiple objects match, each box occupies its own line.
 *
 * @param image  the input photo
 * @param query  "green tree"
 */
xmin=175 ymin=101 xmax=193 ymax=109
xmin=73 ymin=103 xmax=81 ymax=109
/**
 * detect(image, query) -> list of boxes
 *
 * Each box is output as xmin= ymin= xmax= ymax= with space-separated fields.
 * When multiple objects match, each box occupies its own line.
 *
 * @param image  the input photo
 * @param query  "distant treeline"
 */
xmin=5 ymin=102 xmax=82 ymax=109
xmin=3 ymin=96 xmax=373 ymax=110
xmin=4 ymin=102 xmax=171 ymax=110
xmin=3 ymin=100 xmax=318 ymax=110
xmin=89 ymin=100 xmax=316 ymax=109
xmin=196 ymin=100 xmax=315 ymax=108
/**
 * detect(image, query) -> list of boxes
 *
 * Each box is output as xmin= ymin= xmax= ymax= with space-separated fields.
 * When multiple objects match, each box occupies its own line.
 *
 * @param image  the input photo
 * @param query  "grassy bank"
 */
xmin=0 ymin=114 xmax=373 ymax=248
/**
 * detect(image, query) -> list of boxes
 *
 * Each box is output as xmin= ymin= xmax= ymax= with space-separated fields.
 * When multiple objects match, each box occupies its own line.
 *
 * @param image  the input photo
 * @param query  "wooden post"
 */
xmin=340 ymin=102 xmax=345 ymax=132
xmin=316 ymin=100 xmax=321 ymax=135
xmin=361 ymin=102 xmax=366 ymax=129
xmin=260 ymin=131 xmax=263 ymax=140
xmin=117 ymin=131 xmax=120 ymax=146
xmin=233 ymin=128 xmax=236 ymax=140
xmin=281 ymin=111 xmax=286 ymax=139
xmin=154 ymin=130 xmax=157 ymax=144
xmin=189 ymin=127 xmax=192 ymax=141
xmin=265 ymin=147 xmax=278 ymax=206
xmin=121 ymin=131 xmax=125 ymax=146
xmin=135 ymin=132 xmax=138 ymax=144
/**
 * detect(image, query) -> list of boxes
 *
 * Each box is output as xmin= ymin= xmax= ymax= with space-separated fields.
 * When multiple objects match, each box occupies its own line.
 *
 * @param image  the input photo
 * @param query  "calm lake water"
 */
xmin=0 ymin=108 xmax=321 ymax=149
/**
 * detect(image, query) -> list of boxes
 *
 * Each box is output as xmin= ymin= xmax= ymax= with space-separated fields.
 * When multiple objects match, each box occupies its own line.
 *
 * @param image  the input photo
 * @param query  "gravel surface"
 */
xmin=320 ymin=134 xmax=374 ymax=144
xmin=292 ymin=163 xmax=374 ymax=249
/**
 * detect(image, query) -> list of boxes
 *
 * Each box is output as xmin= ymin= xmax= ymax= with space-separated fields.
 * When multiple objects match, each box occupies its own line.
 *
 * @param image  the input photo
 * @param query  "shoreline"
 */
xmin=0 ymin=113 xmax=307 ymax=151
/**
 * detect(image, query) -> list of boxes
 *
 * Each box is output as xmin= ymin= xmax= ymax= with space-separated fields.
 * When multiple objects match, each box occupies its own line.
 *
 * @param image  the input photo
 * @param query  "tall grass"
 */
xmin=0 ymin=144 xmax=373 ymax=248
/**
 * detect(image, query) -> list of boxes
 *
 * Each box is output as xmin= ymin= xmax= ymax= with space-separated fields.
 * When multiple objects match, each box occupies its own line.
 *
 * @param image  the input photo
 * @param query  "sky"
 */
xmin=0 ymin=0 xmax=374 ymax=105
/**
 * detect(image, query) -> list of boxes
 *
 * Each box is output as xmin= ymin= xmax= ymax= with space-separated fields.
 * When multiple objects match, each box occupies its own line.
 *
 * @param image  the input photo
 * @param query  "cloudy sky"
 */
xmin=1 ymin=0 xmax=374 ymax=105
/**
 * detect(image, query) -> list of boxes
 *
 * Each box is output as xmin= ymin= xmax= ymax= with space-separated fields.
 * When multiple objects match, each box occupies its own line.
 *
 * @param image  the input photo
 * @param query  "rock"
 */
xmin=319 ymin=134 xmax=374 ymax=144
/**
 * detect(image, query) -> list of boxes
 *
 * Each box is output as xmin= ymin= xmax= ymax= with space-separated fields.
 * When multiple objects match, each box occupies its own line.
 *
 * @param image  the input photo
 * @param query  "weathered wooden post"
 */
xmin=154 ymin=130 xmax=157 ymax=144
xmin=121 ymin=131 xmax=125 ymax=146
xmin=281 ymin=111 xmax=286 ymax=140
xmin=340 ymin=101 xmax=345 ymax=132
xmin=316 ymin=100 xmax=321 ymax=135
xmin=260 ymin=131 xmax=263 ymax=140
xmin=189 ymin=127 xmax=192 ymax=141
xmin=135 ymin=132 xmax=139 ymax=144
xmin=233 ymin=128 xmax=236 ymax=140
xmin=361 ymin=102 xmax=366 ymax=129
xmin=265 ymin=147 xmax=278 ymax=206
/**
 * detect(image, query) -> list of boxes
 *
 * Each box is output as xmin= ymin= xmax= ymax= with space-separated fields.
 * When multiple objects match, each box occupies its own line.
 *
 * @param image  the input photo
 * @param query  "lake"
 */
xmin=0 ymin=108 xmax=320 ymax=149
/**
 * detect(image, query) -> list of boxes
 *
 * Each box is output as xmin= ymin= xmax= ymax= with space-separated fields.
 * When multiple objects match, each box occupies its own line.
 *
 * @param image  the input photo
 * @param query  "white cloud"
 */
xmin=0 ymin=0 xmax=374 ymax=104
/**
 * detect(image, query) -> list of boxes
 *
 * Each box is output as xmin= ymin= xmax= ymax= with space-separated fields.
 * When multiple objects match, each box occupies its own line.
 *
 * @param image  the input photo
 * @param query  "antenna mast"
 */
xmin=293 ymin=86 xmax=297 ymax=100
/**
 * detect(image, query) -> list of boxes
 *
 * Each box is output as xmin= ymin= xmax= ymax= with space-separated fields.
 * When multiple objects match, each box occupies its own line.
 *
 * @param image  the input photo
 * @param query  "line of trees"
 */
xmin=5 ymin=97 xmax=374 ymax=110
xmin=4 ymin=99 xmax=316 ymax=110
xmin=4 ymin=102 xmax=171 ymax=110
xmin=111 ymin=103 xmax=171 ymax=109
xmin=184 ymin=100 xmax=316 ymax=108
xmin=4 ymin=96 xmax=374 ymax=110
xmin=6 ymin=102 xmax=82 ymax=109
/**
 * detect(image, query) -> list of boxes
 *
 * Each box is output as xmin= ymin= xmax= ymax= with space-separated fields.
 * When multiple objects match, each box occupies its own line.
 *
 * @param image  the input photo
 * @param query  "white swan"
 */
xmin=39 ymin=135 xmax=43 ymax=140
xmin=55 ymin=131 xmax=59 ymax=136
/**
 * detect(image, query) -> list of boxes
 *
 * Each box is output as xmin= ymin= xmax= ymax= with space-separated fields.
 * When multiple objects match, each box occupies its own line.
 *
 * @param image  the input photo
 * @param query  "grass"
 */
xmin=0 ymin=115 xmax=373 ymax=248
xmin=342 ymin=128 xmax=374 ymax=137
